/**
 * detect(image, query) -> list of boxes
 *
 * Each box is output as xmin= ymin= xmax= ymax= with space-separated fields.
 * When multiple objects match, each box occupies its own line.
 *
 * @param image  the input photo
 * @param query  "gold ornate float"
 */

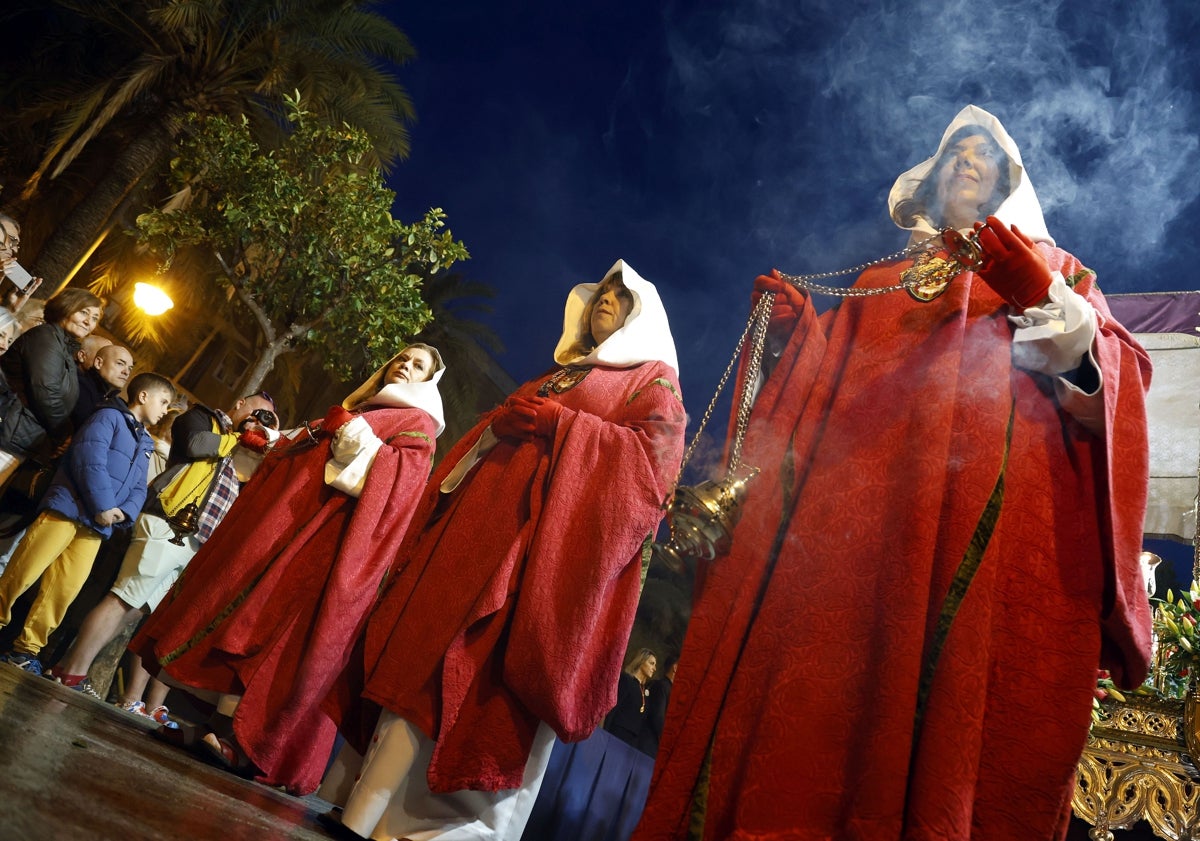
xmin=1073 ymin=552 xmax=1200 ymax=840
xmin=1071 ymin=320 xmax=1200 ymax=840
xmin=1073 ymin=686 xmax=1200 ymax=840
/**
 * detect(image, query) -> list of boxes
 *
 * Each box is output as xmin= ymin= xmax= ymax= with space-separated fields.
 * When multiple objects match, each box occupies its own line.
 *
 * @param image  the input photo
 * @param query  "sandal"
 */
xmin=200 ymin=731 xmax=259 ymax=779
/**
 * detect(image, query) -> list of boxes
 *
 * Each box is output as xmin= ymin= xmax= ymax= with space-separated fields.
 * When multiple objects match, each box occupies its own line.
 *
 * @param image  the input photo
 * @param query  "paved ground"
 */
xmin=0 ymin=663 xmax=342 ymax=841
xmin=0 ymin=658 xmax=1162 ymax=841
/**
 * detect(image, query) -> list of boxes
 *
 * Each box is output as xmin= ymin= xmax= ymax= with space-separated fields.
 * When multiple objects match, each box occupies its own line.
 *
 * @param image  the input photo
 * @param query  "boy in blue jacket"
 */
xmin=0 ymin=372 xmax=174 ymax=675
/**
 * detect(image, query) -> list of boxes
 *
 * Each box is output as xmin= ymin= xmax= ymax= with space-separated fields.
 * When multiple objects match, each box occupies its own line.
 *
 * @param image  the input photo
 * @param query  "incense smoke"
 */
xmin=655 ymin=0 xmax=1198 ymax=287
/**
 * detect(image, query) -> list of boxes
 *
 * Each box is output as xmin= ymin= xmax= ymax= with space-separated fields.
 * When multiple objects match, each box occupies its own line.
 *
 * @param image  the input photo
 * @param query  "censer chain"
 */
xmin=777 ymin=227 xmax=981 ymax=298
xmin=672 ymin=291 xmax=775 ymax=490
xmin=729 ymin=290 xmax=769 ymax=470
xmin=668 ymin=226 xmax=987 ymax=492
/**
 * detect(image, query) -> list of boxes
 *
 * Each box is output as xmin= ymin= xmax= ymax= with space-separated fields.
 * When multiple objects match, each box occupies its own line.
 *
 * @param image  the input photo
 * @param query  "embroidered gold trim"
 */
xmin=628 ymin=378 xmax=683 ymax=405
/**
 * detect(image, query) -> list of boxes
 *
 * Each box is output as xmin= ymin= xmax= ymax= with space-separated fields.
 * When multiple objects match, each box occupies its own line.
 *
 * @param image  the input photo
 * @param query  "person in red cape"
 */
xmin=133 ymin=343 xmax=446 ymax=794
xmin=634 ymin=105 xmax=1153 ymax=841
xmin=324 ymin=260 xmax=685 ymax=841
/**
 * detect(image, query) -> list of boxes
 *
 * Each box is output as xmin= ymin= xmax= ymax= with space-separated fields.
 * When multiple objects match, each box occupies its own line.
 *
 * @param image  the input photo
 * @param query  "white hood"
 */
xmin=888 ymin=104 xmax=1053 ymax=247
xmin=341 ymin=346 xmax=447 ymax=437
xmin=552 ymin=259 xmax=679 ymax=375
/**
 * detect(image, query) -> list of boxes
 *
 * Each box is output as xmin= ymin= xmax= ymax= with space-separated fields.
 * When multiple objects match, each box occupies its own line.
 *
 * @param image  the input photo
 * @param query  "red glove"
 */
xmin=528 ymin=396 xmax=563 ymax=439
xmin=491 ymin=397 xmax=539 ymax=441
xmin=492 ymin=396 xmax=563 ymax=441
xmin=975 ymin=216 xmax=1053 ymax=310
xmin=752 ymin=271 xmax=806 ymax=338
xmin=239 ymin=428 xmax=271 ymax=452
xmin=322 ymin=404 xmax=355 ymax=435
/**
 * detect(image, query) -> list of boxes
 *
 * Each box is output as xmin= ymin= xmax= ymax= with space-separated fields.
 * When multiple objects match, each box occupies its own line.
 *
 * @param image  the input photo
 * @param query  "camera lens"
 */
xmin=253 ymin=409 xmax=279 ymax=429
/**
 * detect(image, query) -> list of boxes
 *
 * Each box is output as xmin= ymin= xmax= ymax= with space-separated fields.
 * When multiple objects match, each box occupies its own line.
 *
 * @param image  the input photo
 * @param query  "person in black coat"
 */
xmin=0 ymin=288 xmax=104 ymax=480
xmin=70 ymin=345 xmax=133 ymax=430
xmin=640 ymin=654 xmax=678 ymax=757
xmin=603 ymin=647 xmax=657 ymax=752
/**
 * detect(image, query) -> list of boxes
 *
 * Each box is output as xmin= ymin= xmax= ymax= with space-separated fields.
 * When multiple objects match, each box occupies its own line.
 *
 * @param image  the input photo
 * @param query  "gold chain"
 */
xmin=159 ymin=468 xmax=215 ymax=517
xmin=670 ymin=226 xmax=988 ymax=486
xmin=777 ymin=227 xmax=984 ymax=298
xmin=729 ymin=292 xmax=770 ymax=470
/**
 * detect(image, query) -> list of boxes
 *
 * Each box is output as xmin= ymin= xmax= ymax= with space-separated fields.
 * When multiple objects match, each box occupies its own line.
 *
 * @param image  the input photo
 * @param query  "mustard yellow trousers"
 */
xmin=0 ymin=511 xmax=101 ymax=656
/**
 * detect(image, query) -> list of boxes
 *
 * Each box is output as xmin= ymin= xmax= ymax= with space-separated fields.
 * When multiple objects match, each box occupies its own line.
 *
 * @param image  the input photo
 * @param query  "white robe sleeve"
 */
xmin=325 ymin=415 xmax=384 ymax=498
xmin=1008 ymin=272 xmax=1106 ymax=435
xmin=440 ymin=427 xmax=499 ymax=493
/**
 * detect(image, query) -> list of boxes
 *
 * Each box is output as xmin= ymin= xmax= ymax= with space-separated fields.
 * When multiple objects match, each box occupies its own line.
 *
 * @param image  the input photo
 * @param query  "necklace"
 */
xmin=776 ymin=226 xmax=986 ymax=300
xmin=537 ymin=365 xmax=591 ymax=396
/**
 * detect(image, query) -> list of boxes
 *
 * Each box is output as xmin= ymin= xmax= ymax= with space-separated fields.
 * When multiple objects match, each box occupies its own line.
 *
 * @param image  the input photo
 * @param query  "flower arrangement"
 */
xmin=1147 ymin=586 xmax=1200 ymax=699
xmin=1090 ymin=586 xmax=1200 ymax=721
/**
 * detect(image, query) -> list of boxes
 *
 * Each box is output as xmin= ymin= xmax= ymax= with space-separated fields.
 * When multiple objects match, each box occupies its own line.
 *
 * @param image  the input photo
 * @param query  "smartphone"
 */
xmin=3 ymin=261 xmax=34 ymax=291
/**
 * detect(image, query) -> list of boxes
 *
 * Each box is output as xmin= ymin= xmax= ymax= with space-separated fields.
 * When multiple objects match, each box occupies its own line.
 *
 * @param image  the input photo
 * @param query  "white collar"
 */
xmin=552 ymin=259 xmax=679 ymax=375
xmin=341 ymin=349 xmax=446 ymax=437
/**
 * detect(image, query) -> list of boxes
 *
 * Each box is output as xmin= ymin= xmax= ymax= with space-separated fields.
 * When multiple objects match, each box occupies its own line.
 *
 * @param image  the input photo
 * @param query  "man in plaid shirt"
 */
xmin=47 ymin=393 xmax=276 ymax=722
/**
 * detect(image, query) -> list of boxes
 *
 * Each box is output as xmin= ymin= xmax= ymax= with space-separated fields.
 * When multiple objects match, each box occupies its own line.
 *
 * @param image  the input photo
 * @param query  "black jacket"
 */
xmin=603 ymin=672 xmax=649 ymax=752
xmin=144 ymin=404 xmax=231 ymax=518
xmin=70 ymin=366 xmax=117 ymax=430
xmin=0 ymin=323 xmax=80 ymax=458
xmin=640 ymin=676 xmax=672 ymax=756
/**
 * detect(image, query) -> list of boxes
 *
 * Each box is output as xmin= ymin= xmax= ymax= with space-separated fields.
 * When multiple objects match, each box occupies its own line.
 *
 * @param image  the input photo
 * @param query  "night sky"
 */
xmin=383 ymin=0 xmax=1200 ymax=478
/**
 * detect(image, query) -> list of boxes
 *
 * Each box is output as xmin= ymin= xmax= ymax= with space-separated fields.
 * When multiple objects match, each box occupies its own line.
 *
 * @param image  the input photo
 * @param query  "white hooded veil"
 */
xmin=341 ymin=345 xmax=447 ymax=437
xmin=888 ymin=104 xmax=1054 ymax=247
xmin=552 ymin=259 xmax=679 ymax=375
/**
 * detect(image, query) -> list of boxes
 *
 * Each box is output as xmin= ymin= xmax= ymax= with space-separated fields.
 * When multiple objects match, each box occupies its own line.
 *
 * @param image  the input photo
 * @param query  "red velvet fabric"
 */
xmin=134 ymin=407 xmax=435 ymax=795
xmin=634 ymin=252 xmax=1152 ymax=841
xmin=356 ymin=362 xmax=685 ymax=793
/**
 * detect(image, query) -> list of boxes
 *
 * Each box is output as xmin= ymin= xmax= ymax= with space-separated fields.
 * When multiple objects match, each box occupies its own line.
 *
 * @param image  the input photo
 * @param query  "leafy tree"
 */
xmin=135 ymin=99 xmax=468 ymax=393
xmin=4 ymin=0 xmax=417 ymax=290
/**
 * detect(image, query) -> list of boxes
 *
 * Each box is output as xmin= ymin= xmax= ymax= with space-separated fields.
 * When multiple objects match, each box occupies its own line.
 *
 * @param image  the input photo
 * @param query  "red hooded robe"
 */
xmin=635 ymin=104 xmax=1152 ymax=841
xmin=134 ymin=405 xmax=436 ymax=794
xmin=358 ymin=360 xmax=686 ymax=793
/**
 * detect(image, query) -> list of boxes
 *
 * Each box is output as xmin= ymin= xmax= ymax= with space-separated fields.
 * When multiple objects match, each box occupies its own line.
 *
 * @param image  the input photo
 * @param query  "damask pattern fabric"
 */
xmin=135 ymin=406 xmax=436 ymax=795
xmin=357 ymin=361 xmax=686 ymax=793
xmin=634 ymin=252 xmax=1152 ymax=841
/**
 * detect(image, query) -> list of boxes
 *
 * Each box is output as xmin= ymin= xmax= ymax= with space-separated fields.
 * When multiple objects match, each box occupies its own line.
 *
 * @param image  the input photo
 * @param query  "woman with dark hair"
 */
xmin=637 ymin=106 xmax=1152 ymax=840
xmin=0 ymin=287 xmax=103 ymax=486
xmin=135 ymin=343 xmax=446 ymax=795
xmin=892 ymin=125 xmax=1014 ymax=230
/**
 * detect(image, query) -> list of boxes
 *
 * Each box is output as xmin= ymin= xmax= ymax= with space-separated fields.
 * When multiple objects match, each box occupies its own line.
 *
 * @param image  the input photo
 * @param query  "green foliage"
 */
xmin=136 ymin=97 xmax=468 ymax=382
xmin=1149 ymin=586 xmax=1200 ymax=700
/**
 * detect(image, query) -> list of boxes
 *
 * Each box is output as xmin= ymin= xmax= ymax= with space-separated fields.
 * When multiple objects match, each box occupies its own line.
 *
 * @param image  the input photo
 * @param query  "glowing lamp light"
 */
xmin=133 ymin=282 xmax=174 ymax=316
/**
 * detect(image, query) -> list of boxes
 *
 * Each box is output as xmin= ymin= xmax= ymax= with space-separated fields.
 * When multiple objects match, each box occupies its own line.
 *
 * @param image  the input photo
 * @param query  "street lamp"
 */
xmin=133 ymin=282 xmax=173 ymax=316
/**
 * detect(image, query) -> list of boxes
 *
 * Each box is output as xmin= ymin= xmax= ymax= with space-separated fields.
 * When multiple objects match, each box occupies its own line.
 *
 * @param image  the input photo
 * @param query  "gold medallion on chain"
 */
xmin=901 ymin=252 xmax=959 ymax=302
xmin=537 ymin=366 xmax=590 ymax=396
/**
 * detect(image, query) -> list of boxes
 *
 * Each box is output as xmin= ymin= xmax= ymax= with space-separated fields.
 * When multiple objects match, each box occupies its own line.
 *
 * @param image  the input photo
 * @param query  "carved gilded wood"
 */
xmin=1073 ymin=685 xmax=1200 ymax=839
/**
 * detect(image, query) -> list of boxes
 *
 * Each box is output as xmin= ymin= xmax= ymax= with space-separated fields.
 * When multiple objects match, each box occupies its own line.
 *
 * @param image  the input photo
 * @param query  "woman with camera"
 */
xmin=134 ymin=344 xmax=446 ymax=795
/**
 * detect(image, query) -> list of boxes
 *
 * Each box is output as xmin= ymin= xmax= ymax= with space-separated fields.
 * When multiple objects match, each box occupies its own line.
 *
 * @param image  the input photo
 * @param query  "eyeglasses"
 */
xmin=252 ymin=389 xmax=275 ymax=408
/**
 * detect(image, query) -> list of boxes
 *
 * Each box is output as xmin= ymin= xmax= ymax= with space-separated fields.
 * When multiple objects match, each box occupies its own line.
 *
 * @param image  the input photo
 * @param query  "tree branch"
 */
xmin=232 ymin=282 xmax=278 ymax=345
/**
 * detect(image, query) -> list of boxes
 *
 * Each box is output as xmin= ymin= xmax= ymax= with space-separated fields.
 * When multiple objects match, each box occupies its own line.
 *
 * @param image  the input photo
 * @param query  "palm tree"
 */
xmin=5 ymin=0 xmax=417 ymax=291
xmin=414 ymin=271 xmax=516 ymax=451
